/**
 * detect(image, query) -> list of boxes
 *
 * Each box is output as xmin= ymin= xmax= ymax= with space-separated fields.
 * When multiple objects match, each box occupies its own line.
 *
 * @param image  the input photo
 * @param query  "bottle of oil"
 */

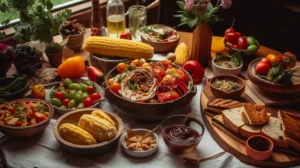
xmin=106 ymin=0 xmax=126 ymax=38
xmin=91 ymin=0 xmax=106 ymax=36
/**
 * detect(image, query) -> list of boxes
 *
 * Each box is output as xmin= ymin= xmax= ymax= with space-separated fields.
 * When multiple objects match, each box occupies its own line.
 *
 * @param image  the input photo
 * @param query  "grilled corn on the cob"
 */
xmin=59 ymin=123 xmax=97 ymax=145
xmin=175 ymin=42 xmax=189 ymax=65
xmin=84 ymin=36 xmax=154 ymax=59
xmin=78 ymin=114 xmax=117 ymax=142
xmin=91 ymin=110 xmax=116 ymax=127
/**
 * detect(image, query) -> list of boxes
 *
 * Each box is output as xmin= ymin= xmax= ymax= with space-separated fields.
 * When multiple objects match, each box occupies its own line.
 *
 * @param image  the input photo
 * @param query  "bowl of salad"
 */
xmin=0 ymin=98 xmax=54 ymax=137
xmin=104 ymin=59 xmax=197 ymax=121
xmin=140 ymin=24 xmax=179 ymax=53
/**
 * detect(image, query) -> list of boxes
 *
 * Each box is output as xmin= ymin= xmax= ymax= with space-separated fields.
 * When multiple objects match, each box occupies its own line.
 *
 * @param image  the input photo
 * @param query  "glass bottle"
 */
xmin=128 ymin=5 xmax=147 ymax=41
xmin=91 ymin=0 xmax=106 ymax=36
xmin=106 ymin=0 xmax=126 ymax=38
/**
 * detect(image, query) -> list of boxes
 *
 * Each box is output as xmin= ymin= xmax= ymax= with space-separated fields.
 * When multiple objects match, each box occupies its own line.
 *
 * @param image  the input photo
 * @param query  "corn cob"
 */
xmin=91 ymin=110 xmax=116 ymax=127
xmin=174 ymin=42 xmax=189 ymax=65
xmin=84 ymin=36 xmax=154 ymax=59
xmin=59 ymin=123 xmax=97 ymax=145
xmin=78 ymin=114 xmax=117 ymax=142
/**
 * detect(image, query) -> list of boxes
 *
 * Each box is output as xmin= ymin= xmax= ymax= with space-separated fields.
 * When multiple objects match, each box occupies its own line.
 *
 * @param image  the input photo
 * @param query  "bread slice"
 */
xmin=240 ymin=124 xmax=261 ymax=138
xmin=278 ymin=111 xmax=300 ymax=151
xmin=261 ymin=116 xmax=289 ymax=149
xmin=241 ymin=104 xmax=270 ymax=125
xmin=222 ymin=107 xmax=245 ymax=134
xmin=205 ymin=98 xmax=246 ymax=115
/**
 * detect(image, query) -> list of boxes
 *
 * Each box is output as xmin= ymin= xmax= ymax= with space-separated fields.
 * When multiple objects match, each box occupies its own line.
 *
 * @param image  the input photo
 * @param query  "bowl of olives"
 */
xmin=45 ymin=78 xmax=105 ymax=114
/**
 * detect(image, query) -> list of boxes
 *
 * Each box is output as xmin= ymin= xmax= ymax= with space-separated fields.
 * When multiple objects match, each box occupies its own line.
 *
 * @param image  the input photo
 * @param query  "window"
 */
xmin=0 ymin=0 xmax=84 ymax=26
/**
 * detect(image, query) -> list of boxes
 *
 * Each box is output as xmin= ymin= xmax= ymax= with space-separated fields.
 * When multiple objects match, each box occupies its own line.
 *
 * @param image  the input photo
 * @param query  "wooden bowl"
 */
xmin=0 ymin=98 xmax=54 ymax=137
xmin=209 ymin=75 xmax=245 ymax=99
xmin=247 ymin=58 xmax=300 ymax=95
xmin=53 ymin=108 xmax=123 ymax=156
xmin=140 ymin=24 xmax=180 ymax=53
xmin=0 ymin=77 xmax=29 ymax=101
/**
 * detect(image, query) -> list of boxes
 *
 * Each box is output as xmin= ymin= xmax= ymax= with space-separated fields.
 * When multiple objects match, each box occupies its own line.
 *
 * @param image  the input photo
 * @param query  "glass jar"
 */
xmin=128 ymin=5 xmax=147 ymax=41
xmin=106 ymin=0 xmax=126 ymax=38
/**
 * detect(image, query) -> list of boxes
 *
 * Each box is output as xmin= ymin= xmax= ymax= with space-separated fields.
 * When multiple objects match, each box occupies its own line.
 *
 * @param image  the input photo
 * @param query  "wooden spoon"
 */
xmin=183 ymin=151 xmax=227 ymax=164
xmin=143 ymin=125 xmax=160 ymax=139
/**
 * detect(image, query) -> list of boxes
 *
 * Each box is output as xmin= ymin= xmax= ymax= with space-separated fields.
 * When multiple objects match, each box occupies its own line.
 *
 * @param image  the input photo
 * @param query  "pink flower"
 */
xmin=184 ymin=0 xmax=195 ymax=11
xmin=0 ymin=43 xmax=8 ymax=54
xmin=221 ymin=0 xmax=232 ymax=9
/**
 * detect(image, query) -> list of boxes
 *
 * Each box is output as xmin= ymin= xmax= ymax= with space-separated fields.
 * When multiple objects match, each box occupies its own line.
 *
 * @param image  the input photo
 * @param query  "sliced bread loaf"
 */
xmin=222 ymin=107 xmax=245 ymax=134
xmin=261 ymin=116 xmax=289 ymax=149
xmin=241 ymin=104 xmax=270 ymax=125
xmin=240 ymin=124 xmax=261 ymax=138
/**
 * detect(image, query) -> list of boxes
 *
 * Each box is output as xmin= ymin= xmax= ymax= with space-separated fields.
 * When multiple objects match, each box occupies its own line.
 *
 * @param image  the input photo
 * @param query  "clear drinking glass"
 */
xmin=128 ymin=5 xmax=147 ymax=41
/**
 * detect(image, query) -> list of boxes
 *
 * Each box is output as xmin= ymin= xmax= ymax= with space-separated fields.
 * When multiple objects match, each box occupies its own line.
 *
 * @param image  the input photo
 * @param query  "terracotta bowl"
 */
xmin=60 ymin=29 xmax=86 ymax=51
xmin=140 ymin=24 xmax=180 ymax=53
xmin=246 ymin=135 xmax=274 ymax=161
xmin=0 ymin=98 xmax=54 ymax=137
xmin=211 ymin=57 xmax=243 ymax=76
xmin=104 ymin=62 xmax=197 ymax=121
xmin=209 ymin=75 xmax=245 ymax=99
xmin=53 ymin=108 xmax=123 ymax=156
xmin=247 ymin=58 xmax=300 ymax=95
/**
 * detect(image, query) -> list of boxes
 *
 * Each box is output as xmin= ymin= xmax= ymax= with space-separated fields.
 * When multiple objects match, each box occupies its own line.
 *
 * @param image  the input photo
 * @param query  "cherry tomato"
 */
xmin=90 ymin=93 xmax=101 ymax=101
xmin=266 ymin=54 xmax=278 ymax=64
xmin=9 ymin=108 xmax=15 ymax=114
xmin=224 ymin=27 xmax=235 ymax=36
xmin=62 ymin=98 xmax=71 ymax=107
xmin=92 ymin=27 xmax=99 ymax=36
xmin=237 ymin=37 xmax=248 ymax=49
xmin=59 ymin=82 xmax=64 ymax=87
xmin=225 ymin=32 xmax=241 ymax=44
xmin=66 ymin=89 xmax=70 ymax=93
xmin=168 ymin=30 xmax=174 ymax=36
xmin=150 ymin=66 xmax=165 ymax=81
xmin=26 ymin=112 xmax=34 ymax=119
xmin=55 ymin=92 xmax=65 ymax=101
xmin=108 ymin=78 xmax=114 ymax=86
xmin=138 ymin=100 xmax=145 ymax=103
xmin=109 ymin=82 xmax=121 ymax=95
xmin=16 ymin=121 xmax=22 ymax=127
xmin=120 ymin=32 xmax=132 ymax=40
xmin=162 ymin=39 xmax=168 ymax=42
xmin=142 ymin=62 xmax=151 ymax=68
xmin=87 ymin=85 xmax=94 ymax=94
xmin=255 ymin=62 xmax=270 ymax=76
xmin=260 ymin=58 xmax=271 ymax=66
xmin=116 ymin=62 xmax=127 ymax=73
xmin=83 ymin=97 xmax=94 ymax=107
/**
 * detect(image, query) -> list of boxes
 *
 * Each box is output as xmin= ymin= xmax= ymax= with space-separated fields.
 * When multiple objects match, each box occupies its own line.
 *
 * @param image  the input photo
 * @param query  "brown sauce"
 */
xmin=248 ymin=137 xmax=271 ymax=151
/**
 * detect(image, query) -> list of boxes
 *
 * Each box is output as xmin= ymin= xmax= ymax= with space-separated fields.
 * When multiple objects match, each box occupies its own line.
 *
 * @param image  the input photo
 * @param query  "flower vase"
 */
xmin=191 ymin=23 xmax=212 ymax=67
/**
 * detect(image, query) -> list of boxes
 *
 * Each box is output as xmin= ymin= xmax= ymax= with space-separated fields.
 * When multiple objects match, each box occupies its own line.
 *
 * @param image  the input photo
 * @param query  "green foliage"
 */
xmin=0 ymin=0 xmax=71 ymax=43
xmin=174 ymin=0 xmax=224 ymax=28
xmin=45 ymin=42 xmax=62 ymax=54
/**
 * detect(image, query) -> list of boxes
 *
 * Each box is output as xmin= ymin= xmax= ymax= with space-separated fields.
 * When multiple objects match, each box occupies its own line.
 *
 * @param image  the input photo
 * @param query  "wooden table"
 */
xmin=54 ymin=29 xmax=282 ymax=61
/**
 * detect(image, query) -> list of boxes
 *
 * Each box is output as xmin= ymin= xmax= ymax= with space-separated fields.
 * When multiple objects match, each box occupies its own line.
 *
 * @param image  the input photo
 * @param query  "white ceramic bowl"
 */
xmin=212 ymin=57 xmax=243 ymax=76
xmin=120 ymin=128 xmax=159 ymax=158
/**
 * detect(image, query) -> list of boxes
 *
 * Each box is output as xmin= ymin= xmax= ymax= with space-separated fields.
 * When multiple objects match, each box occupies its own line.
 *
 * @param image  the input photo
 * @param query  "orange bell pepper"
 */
xmin=58 ymin=56 xmax=86 ymax=79
xmin=32 ymin=84 xmax=46 ymax=99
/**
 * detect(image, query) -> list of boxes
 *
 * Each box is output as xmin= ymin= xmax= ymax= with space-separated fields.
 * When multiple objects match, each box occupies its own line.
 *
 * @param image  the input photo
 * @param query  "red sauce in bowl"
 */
xmin=164 ymin=125 xmax=200 ymax=140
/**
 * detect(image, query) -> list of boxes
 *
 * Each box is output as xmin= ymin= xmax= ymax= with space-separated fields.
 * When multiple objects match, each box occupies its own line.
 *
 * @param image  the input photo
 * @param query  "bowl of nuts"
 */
xmin=120 ymin=128 xmax=158 ymax=158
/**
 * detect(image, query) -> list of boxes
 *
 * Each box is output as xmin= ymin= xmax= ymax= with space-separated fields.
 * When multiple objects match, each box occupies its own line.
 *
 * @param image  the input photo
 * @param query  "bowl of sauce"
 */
xmin=160 ymin=114 xmax=205 ymax=153
xmin=246 ymin=135 xmax=274 ymax=161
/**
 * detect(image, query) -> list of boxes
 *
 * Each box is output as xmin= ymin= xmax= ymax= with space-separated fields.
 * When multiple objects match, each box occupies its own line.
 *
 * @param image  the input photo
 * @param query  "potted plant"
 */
xmin=45 ymin=42 xmax=63 ymax=68
xmin=59 ymin=20 xmax=86 ymax=51
xmin=0 ymin=0 xmax=71 ymax=44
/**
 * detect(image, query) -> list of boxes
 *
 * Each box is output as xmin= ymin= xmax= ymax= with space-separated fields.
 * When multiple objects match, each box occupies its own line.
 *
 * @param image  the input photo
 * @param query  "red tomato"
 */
xmin=55 ymin=92 xmax=64 ymax=101
xmin=183 ymin=60 xmax=204 ymax=84
xmin=109 ymin=82 xmax=121 ymax=95
xmin=225 ymin=32 xmax=241 ymax=44
xmin=255 ymin=62 xmax=270 ymax=76
xmin=9 ymin=108 xmax=15 ymax=114
xmin=224 ymin=27 xmax=235 ymax=36
xmin=237 ymin=37 xmax=248 ymax=49
xmin=162 ymin=39 xmax=168 ymax=42
xmin=87 ymin=86 xmax=94 ymax=94
xmin=26 ymin=112 xmax=34 ymax=119
xmin=157 ymin=59 xmax=173 ymax=69
xmin=233 ymin=44 xmax=240 ymax=49
xmin=62 ymin=98 xmax=71 ymax=107
xmin=16 ymin=121 xmax=22 ymax=126
xmin=157 ymin=91 xmax=180 ymax=103
xmin=83 ymin=97 xmax=94 ymax=107
xmin=260 ymin=58 xmax=272 ymax=66
xmin=176 ymin=69 xmax=189 ymax=84
xmin=138 ymin=100 xmax=145 ymax=103
xmin=161 ymin=74 xmax=176 ymax=85
xmin=150 ymin=66 xmax=165 ymax=81
xmin=120 ymin=32 xmax=132 ymax=40
xmin=66 ymin=89 xmax=70 ymax=93
xmin=90 ymin=93 xmax=101 ymax=101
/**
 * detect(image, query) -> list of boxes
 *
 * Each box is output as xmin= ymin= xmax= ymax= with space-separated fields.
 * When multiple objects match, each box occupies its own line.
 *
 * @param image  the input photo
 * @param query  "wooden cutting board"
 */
xmin=200 ymin=80 xmax=300 ymax=167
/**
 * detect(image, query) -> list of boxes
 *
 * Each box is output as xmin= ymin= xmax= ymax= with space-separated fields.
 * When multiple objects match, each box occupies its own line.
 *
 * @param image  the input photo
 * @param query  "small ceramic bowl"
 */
xmin=212 ymin=57 xmax=243 ymax=76
xmin=209 ymin=75 xmax=245 ymax=99
xmin=160 ymin=114 xmax=205 ymax=153
xmin=120 ymin=128 xmax=159 ymax=158
xmin=246 ymin=135 xmax=274 ymax=161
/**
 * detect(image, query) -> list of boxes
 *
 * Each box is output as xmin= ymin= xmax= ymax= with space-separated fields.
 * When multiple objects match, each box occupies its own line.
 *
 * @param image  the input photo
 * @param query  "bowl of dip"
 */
xmin=246 ymin=135 xmax=274 ymax=161
xmin=160 ymin=114 xmax=205 ymax=153
xmin=212 ymin=55 xmax=243 ymax=76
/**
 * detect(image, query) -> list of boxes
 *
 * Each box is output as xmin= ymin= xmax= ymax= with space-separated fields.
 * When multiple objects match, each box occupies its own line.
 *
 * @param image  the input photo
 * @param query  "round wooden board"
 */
xmin=200 ymin=81 xmax=300 ymax=168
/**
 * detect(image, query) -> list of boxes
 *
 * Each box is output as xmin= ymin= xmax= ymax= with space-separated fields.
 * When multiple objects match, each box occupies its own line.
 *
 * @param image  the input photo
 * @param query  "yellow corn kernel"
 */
xmin=83 ymin=36 xmax=154 ymax=59
xmin=59 ymin=123 xmax=97 ymax=145
xmin=78 ymin=114 xmax=117 ymax=142
xmin=174 ymin=42 xmax=189 ymax=65
xmin=91 ymin=110 xmax=116 ymax=126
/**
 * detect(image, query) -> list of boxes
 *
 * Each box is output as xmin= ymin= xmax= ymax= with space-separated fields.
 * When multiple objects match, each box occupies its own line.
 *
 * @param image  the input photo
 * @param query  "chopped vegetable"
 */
xmin=212 ymin=79 xmax=240 ymax=92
